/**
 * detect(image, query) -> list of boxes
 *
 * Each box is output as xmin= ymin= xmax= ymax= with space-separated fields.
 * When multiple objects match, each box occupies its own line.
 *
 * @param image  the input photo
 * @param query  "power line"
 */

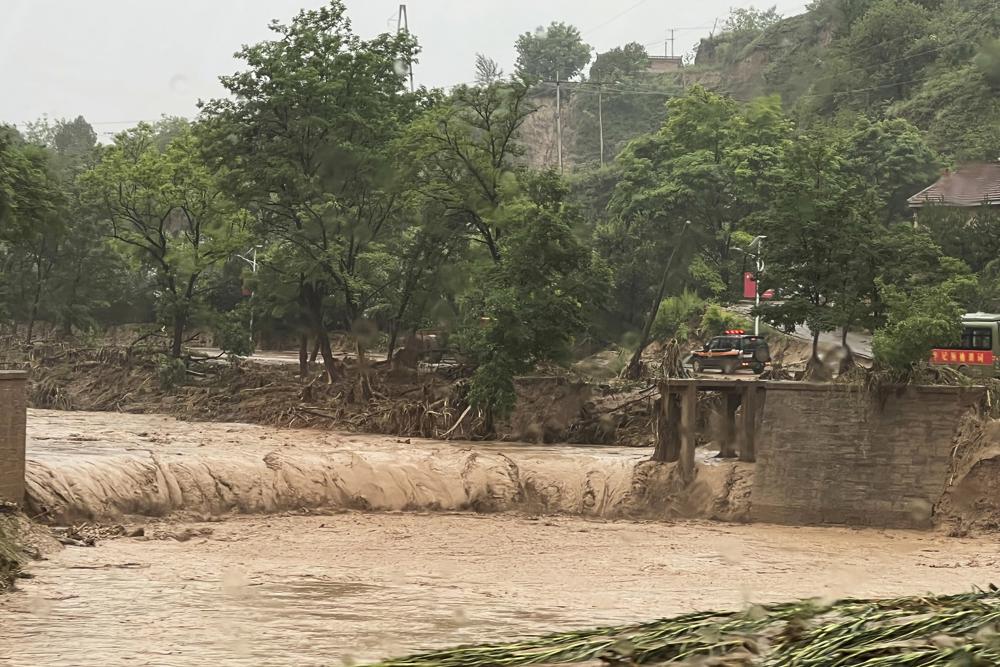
xmin=581 ymin=0 xmax=652 ymax=37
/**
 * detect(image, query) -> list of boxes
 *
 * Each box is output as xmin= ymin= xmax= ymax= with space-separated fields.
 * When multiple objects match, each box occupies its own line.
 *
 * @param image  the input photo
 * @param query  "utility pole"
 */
xmin=598 ymin=84 xmax=604 ymax=167
xmin=397 ymin=4 xmax=414 ymax=92
xmin=555 ymin=70 xmax=563 ymax=173
xmin=670 ymin=29 xmax=676 ymax=58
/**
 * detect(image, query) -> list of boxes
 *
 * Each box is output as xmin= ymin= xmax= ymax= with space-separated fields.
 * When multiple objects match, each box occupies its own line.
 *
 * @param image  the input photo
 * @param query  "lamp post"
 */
xmin=747 ymin=236 xmax=766 ymax=336
xmin=235 ymin=246 xmax=262 ymax=351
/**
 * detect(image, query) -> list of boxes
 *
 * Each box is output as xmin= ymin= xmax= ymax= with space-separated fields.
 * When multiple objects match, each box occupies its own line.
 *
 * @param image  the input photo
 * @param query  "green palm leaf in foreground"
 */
xmin=369 ymin=588 xmax=1000 ymax=666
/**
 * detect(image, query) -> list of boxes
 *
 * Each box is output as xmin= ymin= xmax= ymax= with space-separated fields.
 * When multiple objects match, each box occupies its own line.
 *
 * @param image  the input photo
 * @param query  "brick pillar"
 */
xmin=0 ymin=371 xmax=27 ymax=504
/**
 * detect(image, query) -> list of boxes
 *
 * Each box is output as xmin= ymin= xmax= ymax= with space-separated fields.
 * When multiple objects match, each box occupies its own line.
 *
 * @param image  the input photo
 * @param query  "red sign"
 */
xmin=743 ymin=272 xmax=774 ymax=300
xmin=931 ymin=349 xmax=994 ymax=365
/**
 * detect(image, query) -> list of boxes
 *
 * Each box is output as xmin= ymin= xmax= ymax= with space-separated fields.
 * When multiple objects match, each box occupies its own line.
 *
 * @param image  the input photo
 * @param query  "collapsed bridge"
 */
xmin=656 ymin=378 xmax=986 ymax=528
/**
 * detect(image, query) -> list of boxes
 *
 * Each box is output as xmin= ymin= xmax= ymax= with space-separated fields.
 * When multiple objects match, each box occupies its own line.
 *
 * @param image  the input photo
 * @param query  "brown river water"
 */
xmin=1 ymin=410 xmax=999 ymax=666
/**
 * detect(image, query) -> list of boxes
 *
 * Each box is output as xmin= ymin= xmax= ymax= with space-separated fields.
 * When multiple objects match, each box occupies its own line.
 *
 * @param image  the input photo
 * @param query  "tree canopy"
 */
xmin=2 ymin=0 xmax=997 ymax=413
xmin=514 ymin=22 xmax=591 ymax=82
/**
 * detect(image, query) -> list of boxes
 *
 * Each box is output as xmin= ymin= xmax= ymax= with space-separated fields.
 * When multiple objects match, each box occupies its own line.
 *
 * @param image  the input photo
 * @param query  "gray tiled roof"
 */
xmin=908 ymin=162 xmax=1000 ymax=208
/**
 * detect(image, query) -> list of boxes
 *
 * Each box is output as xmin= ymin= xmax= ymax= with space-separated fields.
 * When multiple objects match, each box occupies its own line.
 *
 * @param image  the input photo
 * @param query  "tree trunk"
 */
xmin=301 ymin=282 xmax=339 ymax=384
xmin=170 ymin=313 xmax=185 ymax=358
xmin=804 ymin=329 xmax=829 ymax=381
xmin=838 ymin=324 xmax=855 ymax=375
xmin=25 ymin=308 xmax=37 ymax=345
xmin=25 ymin=278 xmax=43 ymax=344
xmin=624 ymin=223 xmax=690 ymax=380
xmin=316 ymin=330 xmax=338 ymax=384
xmin=355 ymin=336 xmax=372 ymax=401
xmin=309 ymin=339 xmax=320 ymax=364
xmin=386 ymin=323 xmax=399 ymax=365
xmin=298 ymin=333 xmax=309 ymax=379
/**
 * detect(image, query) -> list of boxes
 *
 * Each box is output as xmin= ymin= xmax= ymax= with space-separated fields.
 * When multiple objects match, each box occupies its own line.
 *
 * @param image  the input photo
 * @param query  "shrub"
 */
xmin=651 ymin=290 xmax=704 ymax=341
xmin=699 ymin=304 xmax=750 ymax=337
xmin=156 ymin=355 xmax=187 ymax=390
xmin=872 ymin=276 xmax=973 ymax=370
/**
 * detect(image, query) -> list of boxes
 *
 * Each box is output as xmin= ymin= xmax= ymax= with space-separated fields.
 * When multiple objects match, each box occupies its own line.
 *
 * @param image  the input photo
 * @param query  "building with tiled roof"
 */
xmin=907 ymin=162 xmax=1000 ymax=209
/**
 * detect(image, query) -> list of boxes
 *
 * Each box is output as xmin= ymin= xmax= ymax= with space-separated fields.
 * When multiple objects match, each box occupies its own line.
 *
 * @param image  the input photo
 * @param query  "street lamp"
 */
xmin=235 ymin=245 xmax=263 ymax=351
xmin=747 ymin=236 xmax=766 ymax=336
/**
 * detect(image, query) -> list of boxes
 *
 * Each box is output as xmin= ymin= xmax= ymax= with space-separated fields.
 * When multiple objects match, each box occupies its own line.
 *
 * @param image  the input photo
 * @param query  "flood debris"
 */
xmin=369 ymin=589 xmax=1000 ymax=666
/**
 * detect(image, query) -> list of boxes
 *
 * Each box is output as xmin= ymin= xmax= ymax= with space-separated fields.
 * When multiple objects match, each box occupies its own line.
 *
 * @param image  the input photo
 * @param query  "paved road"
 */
xmin=727 ymin=304 xmax=873 ymax=359
xmin=790 ymin=325 xmax=873 ymax=359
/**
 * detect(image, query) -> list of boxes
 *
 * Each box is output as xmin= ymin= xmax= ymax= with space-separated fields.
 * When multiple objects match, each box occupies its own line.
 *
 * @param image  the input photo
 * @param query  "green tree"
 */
xmin=200 ymin=0 xmax=420 ymax=381
xmin=894 ymin=64 xmax=1000 ymax=161
xmin=45 ymin=117 xmax=137 ymax=336
xmin=917 ymin=205 xmax=1000 ymax=275
xmin=514 ymin=22 xmax=591 ymax=82
xmin=52 ymin=116 xmax=98 ymax=157
xmin=609 ymin=87 xmax=790 ymax=317
xmin=843 ymin=0 xmax=936 ymax=102
xmin=843 ymin=116 xmax=939 ymax=220
xmin=402 ymin=80 xmax=535 ymax=263
xmin=474 ymin=53 xmax=503 ymax=85
xmin=589 ymin=43 xmax=648 ymax=83
xmin=758 ymin=130 xmax=869 ymax=366
xmin=722 ymin=5 xmax=782 ymax=32
xmin=460 ymin=172 xmax=607 ymax=428
xmin=872 ymin=270 xmax=977 ymax=371
xmin=0 ymin=134 xmax=64 ymax=342
xmin=83 ymin=124 xmax=243 ymax=357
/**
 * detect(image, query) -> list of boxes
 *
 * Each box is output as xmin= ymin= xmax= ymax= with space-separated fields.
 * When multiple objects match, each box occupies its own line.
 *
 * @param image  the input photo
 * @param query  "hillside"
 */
xmin=530 ymin=0 xmax=1000 ymax=169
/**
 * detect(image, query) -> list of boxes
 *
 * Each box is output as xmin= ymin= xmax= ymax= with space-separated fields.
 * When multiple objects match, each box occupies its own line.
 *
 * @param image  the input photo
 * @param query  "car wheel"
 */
xmin=751 ymin=362 xmax=765 ymax=374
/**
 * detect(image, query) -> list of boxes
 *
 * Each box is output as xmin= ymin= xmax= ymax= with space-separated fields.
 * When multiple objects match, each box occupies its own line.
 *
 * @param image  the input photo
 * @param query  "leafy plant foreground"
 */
xmin=371 ymin=589 xmax=1000 ymax=666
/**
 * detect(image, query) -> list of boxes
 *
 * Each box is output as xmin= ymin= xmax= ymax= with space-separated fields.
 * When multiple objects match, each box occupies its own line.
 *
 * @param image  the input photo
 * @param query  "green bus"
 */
xmin=930 ymin=313 xmax=1000 ymax=379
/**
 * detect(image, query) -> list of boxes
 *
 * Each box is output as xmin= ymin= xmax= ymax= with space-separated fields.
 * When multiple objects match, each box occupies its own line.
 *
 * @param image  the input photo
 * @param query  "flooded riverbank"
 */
xmin=3 ymin=512 xmax=997 ymax=666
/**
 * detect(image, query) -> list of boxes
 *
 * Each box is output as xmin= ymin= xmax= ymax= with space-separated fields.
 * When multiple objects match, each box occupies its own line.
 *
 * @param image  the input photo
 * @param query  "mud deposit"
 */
xmin=3 ymin=513 xmax=998 ymax=666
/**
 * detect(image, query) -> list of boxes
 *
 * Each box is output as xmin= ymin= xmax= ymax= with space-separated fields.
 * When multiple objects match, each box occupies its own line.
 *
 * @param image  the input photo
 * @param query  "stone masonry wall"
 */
xmin=0 ymin=371 xmax=27 ymax=504
xmin=751 ymin=383 xmax=983 ymax=529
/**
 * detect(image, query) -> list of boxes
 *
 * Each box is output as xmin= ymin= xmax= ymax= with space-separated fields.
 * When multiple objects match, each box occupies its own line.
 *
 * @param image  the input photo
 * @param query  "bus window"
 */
xmin=961 ymin=327 xmax=993 ymax=351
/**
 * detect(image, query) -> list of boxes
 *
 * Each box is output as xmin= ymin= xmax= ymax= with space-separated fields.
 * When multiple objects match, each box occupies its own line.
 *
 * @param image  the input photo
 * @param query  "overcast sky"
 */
xmin=1 ymin=0 xmax=808 ymax=139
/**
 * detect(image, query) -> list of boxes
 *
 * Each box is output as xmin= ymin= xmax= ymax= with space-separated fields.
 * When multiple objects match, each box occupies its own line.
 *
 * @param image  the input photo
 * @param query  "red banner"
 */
xmin=931 ymin=349 xmax=994 ymax=365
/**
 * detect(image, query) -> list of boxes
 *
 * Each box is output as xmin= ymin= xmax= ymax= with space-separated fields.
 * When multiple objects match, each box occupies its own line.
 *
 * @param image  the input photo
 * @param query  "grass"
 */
xmin=0 ymin=513 xmax=24 ymax=591
xmin=367 ymin=589 xmax=1000 ymax=666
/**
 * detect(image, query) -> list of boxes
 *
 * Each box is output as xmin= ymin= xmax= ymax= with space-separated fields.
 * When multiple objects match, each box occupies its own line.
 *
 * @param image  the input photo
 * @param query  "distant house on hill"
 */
xmin=646 ymin=55 xmax=683 ymax=73
xmin=907 ymin=162 xmax=1000 ymax=211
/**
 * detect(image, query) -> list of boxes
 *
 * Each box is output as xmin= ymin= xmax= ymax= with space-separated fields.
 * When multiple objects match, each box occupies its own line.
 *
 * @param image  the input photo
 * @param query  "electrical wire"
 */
xmin=581 ymin=0 xmax=652 ymax=37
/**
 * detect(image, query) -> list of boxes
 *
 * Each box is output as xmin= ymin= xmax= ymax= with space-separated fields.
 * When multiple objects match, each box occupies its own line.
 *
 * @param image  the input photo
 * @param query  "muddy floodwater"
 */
xmin=2 ymin=410 xmax=1000 ymax=665
xmin=4 ymin=513 xmax=999 ymax=666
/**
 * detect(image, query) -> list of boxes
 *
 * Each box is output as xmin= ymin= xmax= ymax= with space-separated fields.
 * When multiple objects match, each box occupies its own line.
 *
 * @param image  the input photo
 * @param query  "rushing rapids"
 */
xmin=23 ymin=410 xmax=750 ymax=524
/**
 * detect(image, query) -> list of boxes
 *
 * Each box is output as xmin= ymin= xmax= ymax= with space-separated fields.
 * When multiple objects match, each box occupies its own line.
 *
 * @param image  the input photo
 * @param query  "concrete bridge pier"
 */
xmin=0 ymin=371 xmax=28 ymax=505
xmin=654 ymin=379 xmax=761 ymax=472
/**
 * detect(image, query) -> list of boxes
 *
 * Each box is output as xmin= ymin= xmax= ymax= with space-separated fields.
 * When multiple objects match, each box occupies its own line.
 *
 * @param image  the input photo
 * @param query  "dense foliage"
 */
xmin=1 ymin=0 xmax=998 ymax=422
